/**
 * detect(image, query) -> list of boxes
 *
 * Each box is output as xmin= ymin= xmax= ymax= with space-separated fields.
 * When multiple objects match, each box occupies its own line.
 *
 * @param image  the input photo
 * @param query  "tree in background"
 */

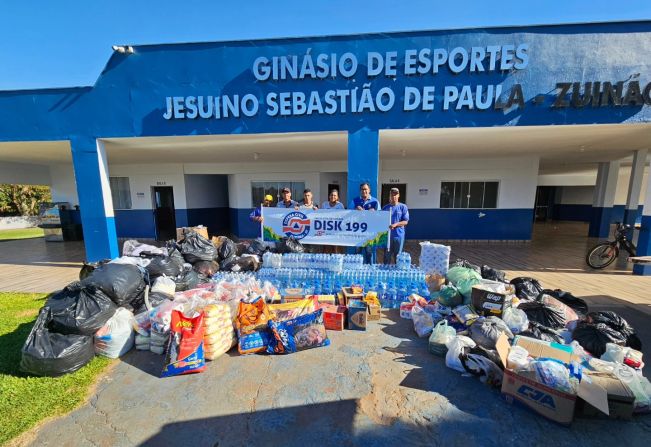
xmin=0 ymin=184 xmax=52 ymax=216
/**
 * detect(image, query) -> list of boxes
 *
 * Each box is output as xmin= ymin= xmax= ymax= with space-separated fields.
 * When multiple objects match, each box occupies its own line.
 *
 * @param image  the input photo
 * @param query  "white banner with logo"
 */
xmin=261 ymin=207 xmax=390 ymax=247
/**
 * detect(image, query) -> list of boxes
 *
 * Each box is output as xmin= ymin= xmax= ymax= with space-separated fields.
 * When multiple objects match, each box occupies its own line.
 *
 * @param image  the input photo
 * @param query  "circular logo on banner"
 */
xmin=282 ymin=211 xmax=311 ymax=240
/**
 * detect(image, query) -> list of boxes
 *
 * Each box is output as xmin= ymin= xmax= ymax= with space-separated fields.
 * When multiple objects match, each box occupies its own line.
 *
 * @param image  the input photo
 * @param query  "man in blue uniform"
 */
xmin=249 ymin=194 xmax=273 ymax=238
xmin=349 ymin=183 xmax=380 ymax=264
xmin=277 ymin=187 xmax=298 ymax=208
xmin=382 ymin=187 xmax=410 ymax=264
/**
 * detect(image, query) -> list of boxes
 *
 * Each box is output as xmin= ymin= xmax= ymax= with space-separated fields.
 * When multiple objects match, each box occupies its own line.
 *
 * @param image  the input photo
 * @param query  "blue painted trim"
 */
xmin=407 ymin=208 xmax=534 ymax=240
xmin=588 ymin=207 xmax=612 ymax=238
xmin=186 ymin=207 xmax=230 ymax=233
xmin=347 ymin=129 xmax=379 ymax=203
xmin=114 ymin=210 xmax=156 ymax=239
xmin=553 ymin=204 xmax=642 ymax=223
xmin=70 ymin=139 xmax=119 ymax=262
xmin=227 ymin=207 xmax=534 ymax=240
xmin=113 ymin=207 xmax=231 ymax=238
xmin=633 ymin=215 xmax=651 ymax=275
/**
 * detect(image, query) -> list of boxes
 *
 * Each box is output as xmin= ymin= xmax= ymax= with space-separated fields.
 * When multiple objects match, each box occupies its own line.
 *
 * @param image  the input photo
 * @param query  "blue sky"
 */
xmin=0 ymin=0 xmax=650 ymax=90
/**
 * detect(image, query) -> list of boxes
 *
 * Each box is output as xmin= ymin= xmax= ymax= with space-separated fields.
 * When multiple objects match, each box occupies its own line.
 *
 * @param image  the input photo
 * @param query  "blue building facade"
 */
xmin=0 ymin=21 xmax=650 ymax=270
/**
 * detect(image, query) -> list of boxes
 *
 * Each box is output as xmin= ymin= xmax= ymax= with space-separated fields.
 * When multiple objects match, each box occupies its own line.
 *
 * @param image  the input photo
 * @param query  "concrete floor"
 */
xmin=4 ymin=222 xmax=651 ymax=446
xmin=22 ymin=311 xmax=651 ymax=447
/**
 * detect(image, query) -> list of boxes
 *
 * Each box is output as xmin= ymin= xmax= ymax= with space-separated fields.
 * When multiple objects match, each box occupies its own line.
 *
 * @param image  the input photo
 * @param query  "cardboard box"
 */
xmin=471 ymin=283 xmax=515 ymax=316
xmin=367 ymin=303 xmax=381 ymax=321
xmin=312 ymin=295 xmax=336 ymax=306
xmin=577 ymin=373 xmax=635 ymax=420
xmin=176 ymin=226 xmax=209 ymax=241
xmin=512 ymin=336 xmax=576 ymax=366
xmin=283 ymin=288 xmax=306 ymax=303
xmin=496 ymin=335 xmax=609 ymax=425
xmin=425 ymin=273 xmax=446 ymax=293
xmin=347 ymin=300 xmax=367 ymax=330
xmin=322 ymin=305 xmax=347 ymax=331
xmin=341 ymin=287 xmax=364 ymax=306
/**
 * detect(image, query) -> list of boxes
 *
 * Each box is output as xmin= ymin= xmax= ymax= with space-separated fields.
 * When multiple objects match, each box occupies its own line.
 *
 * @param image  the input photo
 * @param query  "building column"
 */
xmin=347 ymin=129 xmax=380 ymax=202
xmin=633 ymin=171 xmax=651 ymax=275
xmin=70 ymin=137 xmax=119 ymax=261
xmin=623 ymin=149 xmax=648 ymax=228
xmin=588 ymin=160 xmax=620 ymax=238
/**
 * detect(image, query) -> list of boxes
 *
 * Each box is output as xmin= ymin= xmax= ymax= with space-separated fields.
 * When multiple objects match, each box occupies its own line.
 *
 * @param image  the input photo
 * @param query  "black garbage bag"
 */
xmin=219 ymin=256 xmax=239 ymax=271
xmin=517 ymin=299 xmax=567 ymax=330
xmin=481 ymin=265 xmax=506 ymax=283
xmin=21 ymin=308 xmax=95 ymax=377
xmin=81 ymin=263 xmax=146 ymax=307
xmin=47 ymin=282 xmax=117 ymax=336
xmin=458 ymin=344 xmax=504 ymax=386
xmin=193 ymin=260 xmax=219 ymax=277
xmin=235 ymin=241 xmax=250 ymax=256
xmin=133 ymin=291 xmax=174 ymax=315
xmin=174 ymin=270 xmax=210 ymax=292
xmin=572 ymin=321 xmax=627 ymax=357
xmin=146 ymin=256 xmax=184 ymax=279
xmin=520 ymin=321 xmax=565 ymax=344
xmin=468 ymin=316 xmax=514 ymax=349
xmin=541 ymin=289 xmax=589 ymax=318
xmin=510 ymin=277 xmax=544 ymax=301
xmin=179 ymin=231 xmax=217 ymax=263
xmin=277 ymin=236 xmax=305 ymax=254
xmin=79 ymin=259 xmax=111 ymax=281
xmin=246 ymin=239 xmax=268 ymax=257
xmin=450 ymin=258 xmax=481 ymax=274
xmin=237 ymin=255 xmax=260 ymax=272
xmin=218 ymin=237 xmax=237 ymax=261
xmin=586 ymin=311 xmax=642 ymax=351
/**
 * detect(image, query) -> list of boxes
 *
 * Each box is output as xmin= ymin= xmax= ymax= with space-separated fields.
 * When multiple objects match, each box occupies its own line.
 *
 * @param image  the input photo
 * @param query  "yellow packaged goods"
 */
xmin=201 ymin=302 xmax=237 ymax=358
xmin=363 ymin=291 xmax=380 ymax=307
xmin=269 ymin=298 xmax=317 ymax=322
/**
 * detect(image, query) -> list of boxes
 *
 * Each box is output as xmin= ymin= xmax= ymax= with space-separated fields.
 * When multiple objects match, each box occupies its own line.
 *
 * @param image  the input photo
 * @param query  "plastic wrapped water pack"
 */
xmin=419 ymin=242 xmax=451 ymax=276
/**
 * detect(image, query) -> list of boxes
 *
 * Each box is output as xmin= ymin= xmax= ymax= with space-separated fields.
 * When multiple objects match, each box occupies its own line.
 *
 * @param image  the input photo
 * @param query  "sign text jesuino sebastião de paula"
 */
xmin=163 ymin=44 xmax=651 ymax=120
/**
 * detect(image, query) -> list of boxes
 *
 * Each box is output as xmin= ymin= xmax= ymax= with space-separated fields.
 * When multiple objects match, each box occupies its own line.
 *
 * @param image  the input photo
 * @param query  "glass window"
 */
xmin=440 ymin=181 xmax=498 ymax=209
xmin=440 ymin=182 xmax=454 ymax=209
xmin=483 ymin=182 xmax=499 ymax=208
xmin=109 ymin=177 xmax=132 ymax=210
xmin=251 ymin=181 xmax=305 ymax=207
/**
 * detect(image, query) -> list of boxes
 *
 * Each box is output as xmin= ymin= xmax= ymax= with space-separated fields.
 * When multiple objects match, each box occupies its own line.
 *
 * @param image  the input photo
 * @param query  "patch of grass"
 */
xmin=0 ymin=292 xmax=112 ymax=446
xmin=0 ymin=228 xmax=44 ymax=241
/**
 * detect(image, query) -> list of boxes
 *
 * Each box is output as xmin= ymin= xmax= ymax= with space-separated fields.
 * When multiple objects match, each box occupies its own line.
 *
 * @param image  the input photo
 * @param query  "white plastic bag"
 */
xmin=430 ymin=320 xmax=456 ymax=345
xmin=613 ymin=364 xmax=651 ymax=412
xmin=445 ymin=335 xmax=476 ymax=373
xmin=502 ymin=307 xmax=529 ymax=334
xmin=411 ymin=304 xmax=440 ymax=338
xmin=151 ymin=275 xmax=176 ymax=296
xmin=429 ymin=320 xmax=456 ymax=356
xmin=94 ymin=308 xmax=136 ymax=358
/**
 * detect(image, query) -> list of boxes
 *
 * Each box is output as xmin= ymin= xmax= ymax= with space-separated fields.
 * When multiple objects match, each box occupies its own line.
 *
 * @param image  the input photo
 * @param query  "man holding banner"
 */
xmin=348 ymin=183 xmax=380 ymax=264
xmin=382 ymin=187 xmax=410 ymax=264
xmin=249 ymin=194 xmax=273 ymax=238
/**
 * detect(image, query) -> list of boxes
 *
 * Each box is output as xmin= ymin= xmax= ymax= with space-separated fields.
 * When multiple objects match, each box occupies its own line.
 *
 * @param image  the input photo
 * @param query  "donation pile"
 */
xmin=413 ymin=242 xmax=650 ymax=424
xmin=20 ymin=229 xmax=390 ymax=378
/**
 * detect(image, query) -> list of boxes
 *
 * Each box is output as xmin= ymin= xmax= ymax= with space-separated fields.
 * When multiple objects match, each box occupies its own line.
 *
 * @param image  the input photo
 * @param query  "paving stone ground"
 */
xmin=21 ymin=310 xmax=651 ymax=447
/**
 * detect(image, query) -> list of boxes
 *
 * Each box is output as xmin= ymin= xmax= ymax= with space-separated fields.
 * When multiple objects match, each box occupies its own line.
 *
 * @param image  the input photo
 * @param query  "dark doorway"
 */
xmin=534 ymin=186 xmax=556 ymax=222
xmin=381 ymin=183 xmax=407 ymax=207
xmin=152 ymin=186 xmax=176 ymax=241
